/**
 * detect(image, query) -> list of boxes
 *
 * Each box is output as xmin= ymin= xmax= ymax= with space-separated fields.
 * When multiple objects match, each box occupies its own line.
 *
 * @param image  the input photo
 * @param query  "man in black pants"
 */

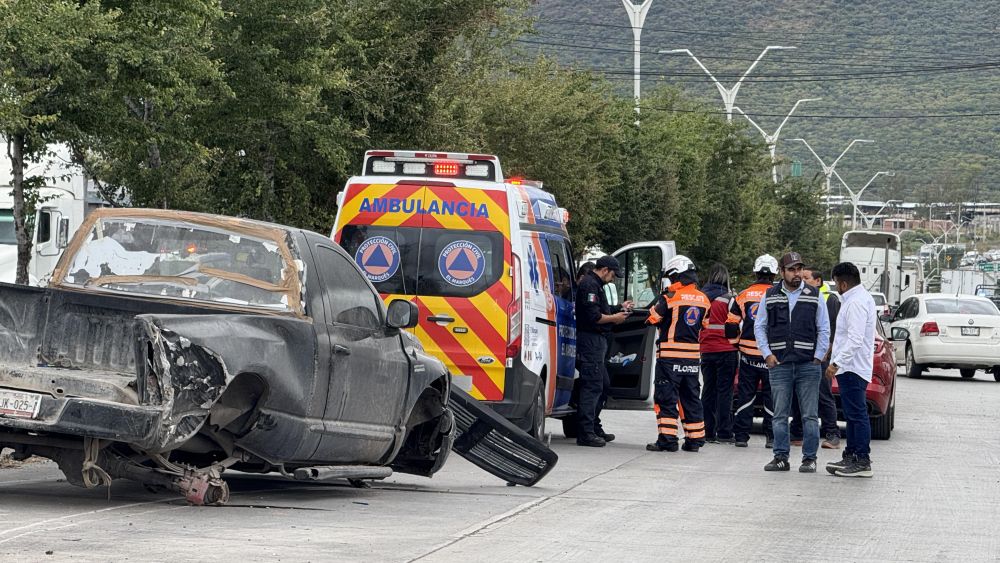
xmin=574 ymin=256 xmax=630 ymax=447
xmin=791 ymin=267 xmax=842 ymax=449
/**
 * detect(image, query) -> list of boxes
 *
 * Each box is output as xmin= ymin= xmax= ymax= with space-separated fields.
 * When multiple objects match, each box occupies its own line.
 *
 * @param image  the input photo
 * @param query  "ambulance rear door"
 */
xmin=605 ymin=241 xmax=676 ymax=407
xmin=411 ymin=183 xmax=513 ymax=403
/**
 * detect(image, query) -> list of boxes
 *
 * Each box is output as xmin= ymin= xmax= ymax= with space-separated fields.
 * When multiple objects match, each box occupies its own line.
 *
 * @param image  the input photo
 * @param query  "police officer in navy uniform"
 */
xmin=575 ymin=255 xmax=631 ymax=447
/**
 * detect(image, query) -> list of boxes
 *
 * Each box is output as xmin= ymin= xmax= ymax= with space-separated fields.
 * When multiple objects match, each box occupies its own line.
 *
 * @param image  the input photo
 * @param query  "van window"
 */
xmin=613 ymin=247 xmax=662 ymax=307
xmin=340 ymin=224 xmax=504 ymax=298
xmin=545 ymin=238 xmax=573 ymax=300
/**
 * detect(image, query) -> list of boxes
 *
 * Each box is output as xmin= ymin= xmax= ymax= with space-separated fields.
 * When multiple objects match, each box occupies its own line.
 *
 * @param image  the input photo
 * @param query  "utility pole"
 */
xmin=790 ymin=138 xmax=874 ymax=219
xmin=733 ymin=98 xmax=820 ymax=184
xmin=621 ymin=0 xmax=654 ymax=122
xmin=660 ymin=45 xmax=796 ymax=122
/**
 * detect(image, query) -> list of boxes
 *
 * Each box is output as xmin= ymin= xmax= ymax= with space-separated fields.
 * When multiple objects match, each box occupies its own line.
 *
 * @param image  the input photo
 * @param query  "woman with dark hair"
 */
xmin=577 ymin=261 xmax=596 ymax=282
xmin=699 ymin=262 xmax=740 ymax=444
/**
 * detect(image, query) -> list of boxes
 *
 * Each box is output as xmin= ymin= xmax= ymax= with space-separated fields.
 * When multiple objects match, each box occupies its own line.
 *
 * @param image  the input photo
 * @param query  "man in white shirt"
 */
xmin=824 ymin=262 xmax=877 ymax=478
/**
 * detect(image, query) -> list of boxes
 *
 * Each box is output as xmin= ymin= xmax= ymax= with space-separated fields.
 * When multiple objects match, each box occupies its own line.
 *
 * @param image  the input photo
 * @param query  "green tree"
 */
xmin=0 ymin=0 xmax=115 ymax=284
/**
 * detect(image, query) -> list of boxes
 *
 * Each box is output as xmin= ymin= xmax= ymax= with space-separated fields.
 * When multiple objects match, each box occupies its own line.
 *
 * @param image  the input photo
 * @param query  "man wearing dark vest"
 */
xmin=754 ymin=252 xmax=830 ymax=473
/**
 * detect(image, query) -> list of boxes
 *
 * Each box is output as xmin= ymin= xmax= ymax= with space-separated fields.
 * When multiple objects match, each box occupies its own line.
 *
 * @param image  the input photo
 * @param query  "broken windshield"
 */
xmin=62 ymin=215 xmax=295 ymax=311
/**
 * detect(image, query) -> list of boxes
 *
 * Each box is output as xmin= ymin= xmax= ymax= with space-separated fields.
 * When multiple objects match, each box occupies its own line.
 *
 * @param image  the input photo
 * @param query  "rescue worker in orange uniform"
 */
xmin=730 ymin=254 xmax=779 ymax=448
xmin=645 ymin=256 xmax=711 ymax=453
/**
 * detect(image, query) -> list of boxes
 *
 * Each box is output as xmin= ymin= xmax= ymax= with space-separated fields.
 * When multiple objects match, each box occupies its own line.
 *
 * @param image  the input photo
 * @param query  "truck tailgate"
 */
xmin=449 ymin=387 xmax=558 ymax=487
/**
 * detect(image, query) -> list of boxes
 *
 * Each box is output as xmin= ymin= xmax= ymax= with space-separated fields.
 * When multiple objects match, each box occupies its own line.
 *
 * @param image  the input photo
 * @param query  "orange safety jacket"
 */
xmin=729 ymin=282 xmax=773 ymax=357
xmin=647 ymin=281 xmax=711 ymax=361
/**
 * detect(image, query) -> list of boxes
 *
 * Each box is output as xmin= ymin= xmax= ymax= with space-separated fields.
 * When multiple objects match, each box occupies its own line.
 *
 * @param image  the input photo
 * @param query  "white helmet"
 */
xmin=753 ymin=254 xmax=779 ymax=275
xmin=664 ymin=255 xmax=695 ymax=277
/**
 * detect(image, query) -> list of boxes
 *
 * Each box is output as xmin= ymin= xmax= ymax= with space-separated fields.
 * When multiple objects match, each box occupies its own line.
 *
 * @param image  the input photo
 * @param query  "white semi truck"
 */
xmin=840 ymin=230 xmax=920 ymax=308
xmin=0 ymin=143 xmax=98 ymax=285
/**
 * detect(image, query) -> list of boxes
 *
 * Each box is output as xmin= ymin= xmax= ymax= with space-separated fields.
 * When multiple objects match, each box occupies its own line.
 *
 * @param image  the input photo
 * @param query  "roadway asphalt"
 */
xmin=1 ymin=367 xmax=998 ymax=562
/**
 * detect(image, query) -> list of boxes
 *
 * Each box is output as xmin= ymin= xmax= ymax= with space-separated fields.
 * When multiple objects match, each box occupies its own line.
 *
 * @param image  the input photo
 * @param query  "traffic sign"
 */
xmin=980 ymin=262 xmax=997 ymax=272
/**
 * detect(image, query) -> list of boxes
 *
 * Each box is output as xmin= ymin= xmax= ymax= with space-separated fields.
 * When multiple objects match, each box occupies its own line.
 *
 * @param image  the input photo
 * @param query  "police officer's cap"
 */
xmin=595 ymin=255 xmax=624 ymax=278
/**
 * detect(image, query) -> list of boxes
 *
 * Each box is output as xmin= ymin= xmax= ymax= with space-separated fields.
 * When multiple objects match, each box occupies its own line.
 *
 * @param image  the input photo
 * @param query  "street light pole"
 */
xmin=863 ymin=199 xmax=902 ymax=229
xmin=790 ymin=138 xmax=875 ymax=219
xmin=733 ymin=97 xmax=820 ymax=184
xmin=832 ymin=169 xmax=894 ymax=229
xmin=621 ymin=0 xmax=654 ymax=122
xmin=660 ymin=45 xmax=796 ymax=122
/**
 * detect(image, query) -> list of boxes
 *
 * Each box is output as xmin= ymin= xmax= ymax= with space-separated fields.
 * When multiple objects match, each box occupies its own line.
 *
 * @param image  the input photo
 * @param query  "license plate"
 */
xmin=961 ymin=327 xmax=980 ymax=337
xmin=0 ymin=389 xmax=42 ymax=419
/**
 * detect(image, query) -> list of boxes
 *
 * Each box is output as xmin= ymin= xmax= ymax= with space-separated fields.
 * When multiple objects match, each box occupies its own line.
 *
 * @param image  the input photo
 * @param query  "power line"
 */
xmin=527 ymin=29 xmax=1000 ymax=68
xmin=515 ymin=39 xmax=1000 ymax=81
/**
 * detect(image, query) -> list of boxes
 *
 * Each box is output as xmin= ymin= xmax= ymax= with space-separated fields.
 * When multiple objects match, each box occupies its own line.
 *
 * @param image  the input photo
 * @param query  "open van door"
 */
xmin=605 ymin=241 xmax=676 ymax=409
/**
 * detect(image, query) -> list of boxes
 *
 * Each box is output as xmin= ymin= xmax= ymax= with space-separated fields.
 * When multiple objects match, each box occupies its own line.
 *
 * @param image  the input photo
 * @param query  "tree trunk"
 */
xmin=8 ymin=134 xmax=32 ymax=285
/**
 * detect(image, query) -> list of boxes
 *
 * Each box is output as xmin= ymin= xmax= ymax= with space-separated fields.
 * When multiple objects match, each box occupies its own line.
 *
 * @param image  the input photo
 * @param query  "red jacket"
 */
xmin=700 ymin=282 xmax=738 ymax=353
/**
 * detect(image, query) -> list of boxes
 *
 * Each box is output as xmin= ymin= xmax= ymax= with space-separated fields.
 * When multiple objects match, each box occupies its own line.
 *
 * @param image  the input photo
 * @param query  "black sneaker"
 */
xmin=834 ymin=459 xmax=873 ymax=478
xmin=597 ymin=431 xmax=616 ymax=443
xmin=718 ymin=436 xmax=735 ymax=444
xmin=765 ymin=436 xmax=774 ymax=449
xmin=821 ymin=434 xmax=841 ymax=449
xmin=705 ymin=436 xmax=720 ymax=444
xmin=799 ymin=459 xmax=817 ymax=473
xmin=825 ymin=453 xmax=856 ymax=475
xmin=681 ymin=441 xmax=700 ymax=452
xmin=764 ymin=457 xmax=791 ymax=472
xmin=734 ymin=440 xmax=749 ymax=448
xmin=576 ymin=435 xmax=606 ymax=447
xmin=646 ymin=441 xmax=679 ymax=452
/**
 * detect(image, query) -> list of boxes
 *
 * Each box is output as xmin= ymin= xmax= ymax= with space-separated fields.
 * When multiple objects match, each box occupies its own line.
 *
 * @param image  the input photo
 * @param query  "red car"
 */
xmin=830 ymin=319 xmax=897 ymax=440
xmin=733 ymin=320 xmax=897 ymax=440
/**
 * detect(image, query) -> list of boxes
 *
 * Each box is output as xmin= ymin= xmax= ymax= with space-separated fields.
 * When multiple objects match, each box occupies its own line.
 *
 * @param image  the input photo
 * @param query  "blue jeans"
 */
xmin=769 ymin=361 xmax=821 ymax=460
xmin=836 ymin=371 xmax=872 ymax=461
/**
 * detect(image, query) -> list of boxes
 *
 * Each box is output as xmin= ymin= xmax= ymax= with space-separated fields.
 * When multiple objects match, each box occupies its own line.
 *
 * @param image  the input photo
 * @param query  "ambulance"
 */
xmin=332 ymin=151 xmax=579 ymax=438
xmin=331 ymin=150 xmax=677 ymax=437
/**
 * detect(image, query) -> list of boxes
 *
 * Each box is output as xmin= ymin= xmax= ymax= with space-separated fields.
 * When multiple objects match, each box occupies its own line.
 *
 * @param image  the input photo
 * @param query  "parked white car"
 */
xmin=870 ymin=291 xmax=890 ymax=317
xmin=888 ymin=294 xmax=1000 ymax=381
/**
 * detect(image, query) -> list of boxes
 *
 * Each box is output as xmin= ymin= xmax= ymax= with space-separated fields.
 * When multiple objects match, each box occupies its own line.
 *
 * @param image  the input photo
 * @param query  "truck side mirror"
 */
xmin=57 ymin=217 xmax=70 ymax=249
xmin=387 ymin=299 xmax=419 ymax=329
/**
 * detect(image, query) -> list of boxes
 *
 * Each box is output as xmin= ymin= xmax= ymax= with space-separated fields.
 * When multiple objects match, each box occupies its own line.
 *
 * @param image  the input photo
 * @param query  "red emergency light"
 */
xmin=434 ymin=162 xmax=460 ymax=176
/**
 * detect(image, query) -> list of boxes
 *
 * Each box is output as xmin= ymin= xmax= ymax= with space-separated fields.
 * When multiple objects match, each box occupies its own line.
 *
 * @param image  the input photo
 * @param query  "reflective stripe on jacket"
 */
xmin=647 ymin=281 xmax=711 ymax=360
xmin=729 ymin=282 xmax=773 ymax=357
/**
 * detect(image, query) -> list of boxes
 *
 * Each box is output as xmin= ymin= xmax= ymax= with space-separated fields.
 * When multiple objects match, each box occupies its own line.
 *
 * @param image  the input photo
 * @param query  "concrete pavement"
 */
xmin=2 ymin=368 xmax=999 ymax=562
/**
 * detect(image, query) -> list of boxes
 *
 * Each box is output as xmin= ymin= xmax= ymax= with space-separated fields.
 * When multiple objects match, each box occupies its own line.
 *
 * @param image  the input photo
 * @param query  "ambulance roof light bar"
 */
xmin=363 ymin=150 xmax=502 ymax=182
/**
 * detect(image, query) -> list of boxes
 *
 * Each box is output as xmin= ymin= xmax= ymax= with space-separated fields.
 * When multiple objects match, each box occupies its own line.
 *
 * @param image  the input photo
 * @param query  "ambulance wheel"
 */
xmin=529 ymin=383 xmax=546 ymax=441
xmin=960 ymin=369 xmax=976 ymax=379
xmin=993 ymin=366 xmax=1000 ymax=382
xmin=562 ymin=417 xmax=579 ymax=439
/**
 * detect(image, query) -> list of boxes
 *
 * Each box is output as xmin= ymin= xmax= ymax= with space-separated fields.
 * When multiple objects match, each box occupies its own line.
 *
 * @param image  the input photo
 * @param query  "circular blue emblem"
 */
xmin=684 ymin=308 xmax=701 ymax=326
xmin=355 ymin=236 xmax=400 ymax=283
xmin=439 ymin=240 xmax=486 ymax=287
xmin=749 ymin=302 xmax=760 ymax=321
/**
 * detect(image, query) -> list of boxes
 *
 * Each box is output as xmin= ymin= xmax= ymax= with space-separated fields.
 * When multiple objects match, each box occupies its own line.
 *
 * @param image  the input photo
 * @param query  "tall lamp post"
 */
xmin=790 ymin=138 xmax=874 ymax=218
xmin=832 ymin=169 xmax=895 ymax=229
xmin=659 ymin=45 xmax=796 ymax=122
xmin=862 ymin=199 xmax=902 ymax=230
xmin=733 ymin=97 xmax=820 ymax=184
xmin=621 ymin=0 xmax=655 ymax=121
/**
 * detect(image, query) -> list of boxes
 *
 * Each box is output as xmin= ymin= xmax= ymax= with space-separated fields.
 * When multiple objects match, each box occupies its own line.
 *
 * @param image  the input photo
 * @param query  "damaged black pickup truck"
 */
xmin=0 ymin=209 xmax=555 ymax=504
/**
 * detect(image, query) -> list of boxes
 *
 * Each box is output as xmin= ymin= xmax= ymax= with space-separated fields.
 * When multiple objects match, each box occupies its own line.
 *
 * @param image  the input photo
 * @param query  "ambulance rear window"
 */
xmin=341 ymin=225 xmax=504 ymax=298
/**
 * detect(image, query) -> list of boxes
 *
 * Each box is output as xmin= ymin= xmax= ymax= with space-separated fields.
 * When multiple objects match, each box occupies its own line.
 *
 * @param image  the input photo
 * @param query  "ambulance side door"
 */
xmin=605 ymin=242 xmax=675 ymax=402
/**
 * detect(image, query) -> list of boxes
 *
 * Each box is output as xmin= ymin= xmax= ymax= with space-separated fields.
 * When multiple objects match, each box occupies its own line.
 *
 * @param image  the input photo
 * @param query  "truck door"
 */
xmin=605 ymin=242 xmax=675 ymax=403
xmin=310 ymin=241 xmax=410 ymax=462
